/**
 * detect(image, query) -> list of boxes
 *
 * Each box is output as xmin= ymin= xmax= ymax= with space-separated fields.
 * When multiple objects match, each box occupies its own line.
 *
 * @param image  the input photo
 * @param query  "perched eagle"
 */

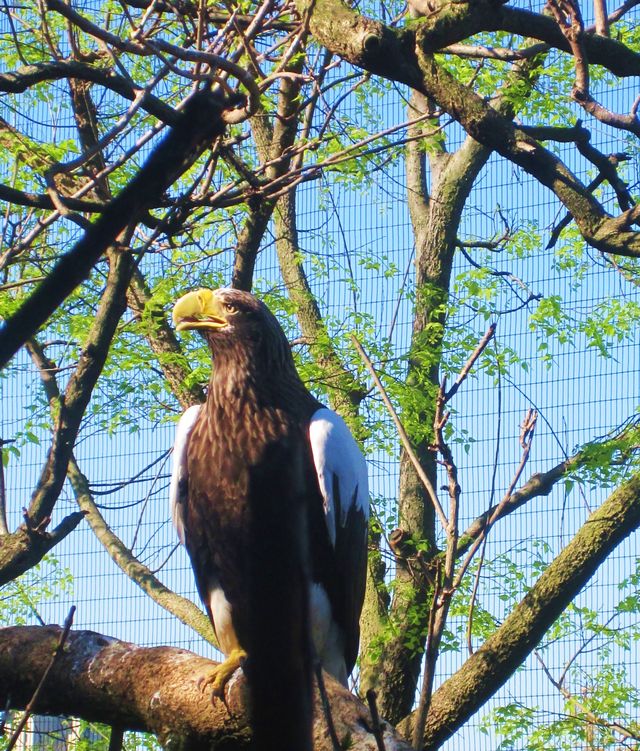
xmin=169 ymin=287 xmax=369 ymax=697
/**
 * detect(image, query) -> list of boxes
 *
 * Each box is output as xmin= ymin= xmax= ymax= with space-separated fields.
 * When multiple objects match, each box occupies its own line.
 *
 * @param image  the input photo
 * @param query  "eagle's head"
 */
xmin=172 ymin=287 xmax=291 ymax=362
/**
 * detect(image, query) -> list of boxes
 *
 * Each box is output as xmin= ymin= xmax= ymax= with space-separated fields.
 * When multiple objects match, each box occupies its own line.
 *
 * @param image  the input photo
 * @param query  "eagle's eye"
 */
xmin=223 ymin=302 xmax=238 ymax=314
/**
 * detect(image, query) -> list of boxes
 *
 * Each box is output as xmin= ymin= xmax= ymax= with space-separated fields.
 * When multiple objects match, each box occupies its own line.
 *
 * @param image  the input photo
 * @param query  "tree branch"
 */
xmin=0 ymin=90 xmax=231 ymax=370
xmin=0 ymin=60 xmax=179 ymax=125
xmin=294 ymin=0 xmax=640 ymax=257
xmin=399 ymin=471 xmax=640 ymax=750
xmin=0 ymin=626 xmax=412 ymax=751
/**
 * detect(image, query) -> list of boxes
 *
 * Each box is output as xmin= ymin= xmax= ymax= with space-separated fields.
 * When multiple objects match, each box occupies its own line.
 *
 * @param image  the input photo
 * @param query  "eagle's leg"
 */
xmin=198 ymin=647 xmax=247 ymax=699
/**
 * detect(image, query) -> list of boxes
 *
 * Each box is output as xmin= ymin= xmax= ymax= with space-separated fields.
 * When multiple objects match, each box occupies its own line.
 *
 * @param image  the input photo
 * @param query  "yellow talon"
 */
xmin=198 ymin=648 xmax=247 ymax=699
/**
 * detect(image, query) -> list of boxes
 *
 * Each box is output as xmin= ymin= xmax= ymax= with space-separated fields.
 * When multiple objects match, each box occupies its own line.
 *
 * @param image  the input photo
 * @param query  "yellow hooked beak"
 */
xmin=172 ymin=289 xmax=228 ymax=332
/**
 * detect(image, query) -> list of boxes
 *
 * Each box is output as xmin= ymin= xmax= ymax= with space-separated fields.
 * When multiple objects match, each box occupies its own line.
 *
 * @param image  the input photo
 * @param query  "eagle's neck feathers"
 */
xmin=197 ymin=335 xmax=320 ymax=466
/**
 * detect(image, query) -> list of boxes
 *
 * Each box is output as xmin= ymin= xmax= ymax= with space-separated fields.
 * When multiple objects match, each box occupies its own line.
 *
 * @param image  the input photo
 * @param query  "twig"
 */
xmin=313 ymin=662 xmax=341 ymax=751
xmin=454 ymin=410 xmax=538 ymax=588
xmin=444 ymin=323 xmax=496 ymax=402
xmin=411 ymin=566 xmax=442 ymax=750
xmin=365 ymin=690 xmax=387 ymax=751
xmin=5 ymin=606 xmax=76 ymax=751
xmin=351 ymin=335 xmax=447 ymax=531
xmin=466 ymin=358 xmax=502 ymax=656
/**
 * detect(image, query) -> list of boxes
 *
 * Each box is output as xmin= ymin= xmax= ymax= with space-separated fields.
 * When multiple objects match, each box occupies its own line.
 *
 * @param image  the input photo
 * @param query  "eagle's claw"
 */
xmin=197 ymin=647 xmax=247 ymax=704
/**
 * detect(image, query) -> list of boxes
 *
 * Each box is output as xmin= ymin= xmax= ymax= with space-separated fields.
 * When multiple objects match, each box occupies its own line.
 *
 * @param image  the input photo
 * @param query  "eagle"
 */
xmin=169 ymin=287 xmax=369 ymax=699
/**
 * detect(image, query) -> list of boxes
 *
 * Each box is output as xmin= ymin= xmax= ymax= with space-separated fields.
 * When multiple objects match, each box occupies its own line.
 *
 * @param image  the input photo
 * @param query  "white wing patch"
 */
xmin=169 ymin=404 xmax=201 ymax=545
xmin=308 ymin=408 xmax=369 ymax=547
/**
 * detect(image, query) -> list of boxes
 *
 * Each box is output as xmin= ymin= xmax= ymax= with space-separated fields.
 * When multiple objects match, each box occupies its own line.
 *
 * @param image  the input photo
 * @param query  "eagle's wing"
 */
xmin=169 ymin=404 xmax=201 ymax=545
xmin=308 ymin=407 xmax=369 ymax=672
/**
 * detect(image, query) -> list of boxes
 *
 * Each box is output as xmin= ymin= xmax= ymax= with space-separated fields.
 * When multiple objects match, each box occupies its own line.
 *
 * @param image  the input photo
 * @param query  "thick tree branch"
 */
xmin=399 ymin=471 xmax=640 ymax=750
xmin=295 ymin=0 xmax=640 ymax=257
xmin=0 ymin=60 xmax=179 ymax=125
xmin=0 ymin=90 xmax=231 ymax=370
xmin=294 ymin=0 xmax=640 ymax=88
xmin=0 ymin=626 xmax=412 ymax=751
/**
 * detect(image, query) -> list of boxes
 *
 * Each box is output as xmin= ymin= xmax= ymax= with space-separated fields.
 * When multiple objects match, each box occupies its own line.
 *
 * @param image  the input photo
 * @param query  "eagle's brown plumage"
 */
xmin=170 ymin=288 xmax=369 ymax=729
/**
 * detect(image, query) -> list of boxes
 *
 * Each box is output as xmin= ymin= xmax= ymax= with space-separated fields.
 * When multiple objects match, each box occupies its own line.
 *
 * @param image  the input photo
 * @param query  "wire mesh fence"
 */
xmin=1 ymin=1 xmax=639 ymax=748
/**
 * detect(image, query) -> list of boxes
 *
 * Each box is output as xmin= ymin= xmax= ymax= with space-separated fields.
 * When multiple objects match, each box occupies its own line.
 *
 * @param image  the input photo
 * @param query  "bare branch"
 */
xmin=366 ymin=691 xmax=388 ymax=751
xmin=351 ymin=335 xmax=447 ymax=530
xmin=444 ymin=324 xmax=496 ymax=403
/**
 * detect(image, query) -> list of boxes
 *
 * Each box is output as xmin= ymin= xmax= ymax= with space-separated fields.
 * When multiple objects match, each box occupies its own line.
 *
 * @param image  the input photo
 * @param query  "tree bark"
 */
xmin=0 ymin=626 xmax=412 ymax=751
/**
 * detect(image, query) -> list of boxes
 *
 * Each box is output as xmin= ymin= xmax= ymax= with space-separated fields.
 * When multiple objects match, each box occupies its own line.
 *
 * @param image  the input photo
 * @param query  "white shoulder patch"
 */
xmin=308 ymin=408 xmax=369 ymax=547
xmin=169 ymin=404 xmax=201 ymax=545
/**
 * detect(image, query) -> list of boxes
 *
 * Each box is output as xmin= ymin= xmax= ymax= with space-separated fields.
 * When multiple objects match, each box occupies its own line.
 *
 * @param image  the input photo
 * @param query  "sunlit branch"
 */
xmin=443 ymin=323 xmax=496 ymax=403
xmin=443 ymin=42 xmax=549 ymax=61
xmin=0 ymin=625 xmax=412 ymax=751
xmin=0 ymin=60 xmax=179 ymax=124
